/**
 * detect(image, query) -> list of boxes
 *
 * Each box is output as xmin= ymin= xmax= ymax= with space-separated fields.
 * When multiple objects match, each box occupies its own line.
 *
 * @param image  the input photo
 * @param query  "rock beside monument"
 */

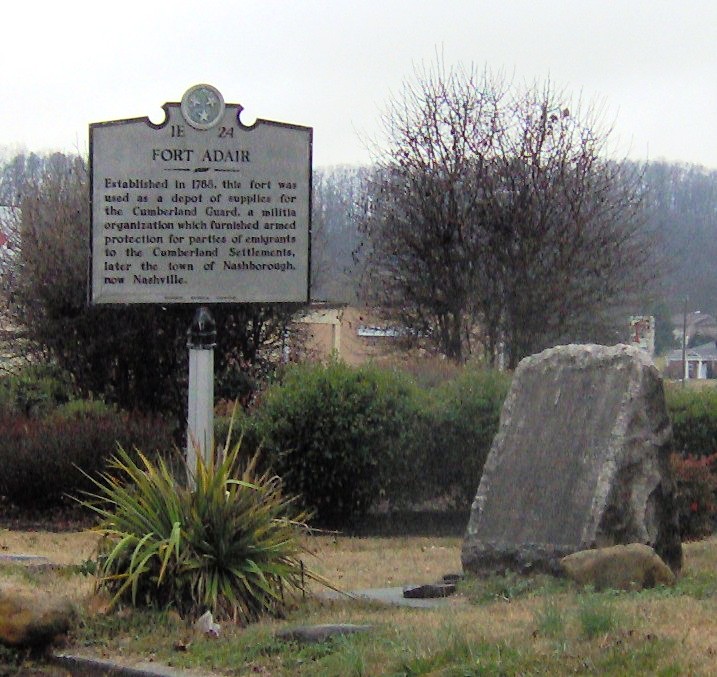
xmin=0 ymin=588 xmax=76 ymax=648
xmin=560 ymin=543 xmax=675 ymax=591
xmin=402 ymin=582 xmax=456 ymax=599
xmin=462 ymin=344 xmax=682 ymax=578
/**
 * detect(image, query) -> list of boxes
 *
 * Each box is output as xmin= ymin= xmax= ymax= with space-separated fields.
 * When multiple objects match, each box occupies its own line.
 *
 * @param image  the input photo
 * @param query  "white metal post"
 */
xmin=187 ymin=307 xmax=216 ymax=487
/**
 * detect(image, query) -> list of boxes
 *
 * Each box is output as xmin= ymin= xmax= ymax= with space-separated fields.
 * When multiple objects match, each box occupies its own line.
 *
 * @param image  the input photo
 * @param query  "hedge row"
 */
xmin=217 ymin=361 xmax=510 ymax=526
xmin=0 ymin=403 xmax=175 ymax=508
xmin=6 ymin=360 xmax=717 ymax=538
xmin=663 ymin=386 xmax=717 ymax=540
xmin=664 ymin=385 xmax=717 ymax=458
xmin=671 ymin=452 xmax=717 ymax=541
xmin=218 ymin=368 xmax=717 ymax=532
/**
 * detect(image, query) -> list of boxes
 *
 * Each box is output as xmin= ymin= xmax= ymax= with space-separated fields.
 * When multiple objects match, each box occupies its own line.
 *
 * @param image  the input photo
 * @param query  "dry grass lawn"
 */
xmin=0 ymin=527 xmax=461 ymax=593
xmin=5 ymin=528 xmax=717 ymax=674
xmin=303 ymin=535 xmax=461 ymax=590
xmin=0 ymin=529 xmax=98 ymax=565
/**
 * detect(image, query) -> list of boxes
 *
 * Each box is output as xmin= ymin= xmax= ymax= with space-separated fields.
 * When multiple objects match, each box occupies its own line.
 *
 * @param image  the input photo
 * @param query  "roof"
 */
xmin=671 ymin=311 xmax=717 ymax=330
xmin=667 ymin=341 xmax=717 ymax=362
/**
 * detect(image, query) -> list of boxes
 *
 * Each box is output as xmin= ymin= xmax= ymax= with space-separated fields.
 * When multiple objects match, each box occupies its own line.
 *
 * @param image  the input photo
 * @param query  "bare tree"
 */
xmin=360 ymin=62 xmax=505 ymax=361
xmin=361 ymin=64 xmax=658 ymax=365
xmin=485 ymin=82 xmax=656 ymax=366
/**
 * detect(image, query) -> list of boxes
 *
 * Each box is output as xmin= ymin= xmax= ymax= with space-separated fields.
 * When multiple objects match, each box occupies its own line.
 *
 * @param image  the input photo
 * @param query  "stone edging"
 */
xmin=53 ymin=653 xmax=203 ymax=677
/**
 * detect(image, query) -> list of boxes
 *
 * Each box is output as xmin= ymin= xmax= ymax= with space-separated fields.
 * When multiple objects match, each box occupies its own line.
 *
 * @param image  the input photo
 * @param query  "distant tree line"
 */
xmin=641 ymin=161 xmax=717 ymax=317
xmin=310 ymin=165 xmax=367 ymax=303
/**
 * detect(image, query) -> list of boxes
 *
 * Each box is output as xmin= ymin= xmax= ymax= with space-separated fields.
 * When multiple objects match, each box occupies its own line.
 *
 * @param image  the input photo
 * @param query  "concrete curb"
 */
xmin=0 ymin=554 xmax=51 ymax=564
xmin=53 ymin=653 xmax=205 ymax=677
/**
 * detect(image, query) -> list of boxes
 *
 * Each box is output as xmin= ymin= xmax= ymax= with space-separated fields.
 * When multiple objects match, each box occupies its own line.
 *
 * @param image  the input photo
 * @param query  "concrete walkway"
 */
xmin=318 ymin=586 xmax=456 ymax=608
xmin=0 ymin=553 xmax=51 ymax=564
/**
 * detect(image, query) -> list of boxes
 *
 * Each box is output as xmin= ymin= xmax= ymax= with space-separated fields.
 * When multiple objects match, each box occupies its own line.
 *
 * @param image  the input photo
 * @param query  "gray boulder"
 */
xmin=276 ymin=624 xmax=372 ymax=643
xmin=462 ymin=344 xmax=682 ymax=577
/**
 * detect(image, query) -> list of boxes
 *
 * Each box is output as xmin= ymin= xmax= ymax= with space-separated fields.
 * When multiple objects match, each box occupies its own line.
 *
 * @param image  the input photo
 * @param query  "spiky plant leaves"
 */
xmin=79 ymin=440 xmax=322 ymax=622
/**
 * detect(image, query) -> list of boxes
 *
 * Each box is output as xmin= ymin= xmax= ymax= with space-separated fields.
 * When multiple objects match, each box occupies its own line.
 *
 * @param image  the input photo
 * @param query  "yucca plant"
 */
xmin=80 ymin=438 xmax=321 ymax=622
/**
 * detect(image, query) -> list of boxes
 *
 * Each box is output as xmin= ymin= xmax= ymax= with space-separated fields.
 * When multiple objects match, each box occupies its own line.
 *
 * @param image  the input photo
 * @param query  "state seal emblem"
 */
xmin=181 ymin=84 xmax=225 ymax=130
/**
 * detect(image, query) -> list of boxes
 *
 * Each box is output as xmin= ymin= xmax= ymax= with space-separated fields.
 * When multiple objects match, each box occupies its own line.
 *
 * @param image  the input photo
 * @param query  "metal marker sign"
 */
xmin=90 ymin=84 xmax=311 ymax=304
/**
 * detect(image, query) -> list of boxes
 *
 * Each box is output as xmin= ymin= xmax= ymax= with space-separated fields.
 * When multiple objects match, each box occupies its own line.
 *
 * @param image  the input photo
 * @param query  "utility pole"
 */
xmin=682 ymin=298 xmax=688 ymax=387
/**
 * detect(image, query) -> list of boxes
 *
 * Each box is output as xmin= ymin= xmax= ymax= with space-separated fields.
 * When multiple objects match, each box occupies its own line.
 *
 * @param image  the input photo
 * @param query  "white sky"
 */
xmin=2 ymin=0 xmax=716 ymax=169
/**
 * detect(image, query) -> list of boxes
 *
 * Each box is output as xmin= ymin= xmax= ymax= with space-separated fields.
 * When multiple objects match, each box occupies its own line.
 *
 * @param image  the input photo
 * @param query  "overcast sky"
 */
xmin=2 ymin=0 xmax=716 ymax=169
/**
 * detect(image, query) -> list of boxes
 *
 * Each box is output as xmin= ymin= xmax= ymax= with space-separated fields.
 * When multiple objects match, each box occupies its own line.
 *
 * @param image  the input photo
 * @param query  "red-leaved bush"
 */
xmin=670 ymin=452 xmax=717 ymax=541
xmin=0 ymin=410 xmax=174 ymax=508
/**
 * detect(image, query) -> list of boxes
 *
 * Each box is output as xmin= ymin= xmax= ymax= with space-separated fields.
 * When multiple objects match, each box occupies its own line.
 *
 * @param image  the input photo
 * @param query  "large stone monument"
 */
xmin=462 ymin=344 xmax=682 ymax=577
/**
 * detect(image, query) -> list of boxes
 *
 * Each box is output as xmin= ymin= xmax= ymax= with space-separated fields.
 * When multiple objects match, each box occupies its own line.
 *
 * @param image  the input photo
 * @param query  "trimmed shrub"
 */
xmin=215 ymin=407 xmax=261 ymax=459
xmin=421 ymin=368 xmax=510 ymax=506
xmin=665 ymin=386 xmax=717 ymax=458
xmin=0 ymin=407 xmax=174 ymax=508
xmin=252 ymin=361 xmax=421 ymax=526
xmin=233 ymin=361 xmax=510 ymax=525
xmin=51 ymin=398 xmax=114 ymax=420
xmin=670 ymin=452 xmax=717 ymax=541
xmin=0 ymin=363 xmax=77 ymax=418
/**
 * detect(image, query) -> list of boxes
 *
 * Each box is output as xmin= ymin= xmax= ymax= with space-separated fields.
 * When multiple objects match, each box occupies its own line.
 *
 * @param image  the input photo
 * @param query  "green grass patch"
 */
xmin=15 ymin=533 xmax=717 ymax=675
xmin=75 ymin=608 xmax=184 ymax=651
xmin=626 ymin=568 xmax=717 ymax=601
xmin=533 ymin=599 xmax=566 ymax=639
xmin=665 ymin=569 xmax=717 ymax=600
xmin=582 ymin=635 xmax=681 ymax=676
xmin=578 ymin=593 xmax=621 ymax=639
xmin=392 ymin=634 xmax=681 ymax=676
xmin=65 ymin=586 xmax=696 ymax=677
xmin=459 ymin=571 xmax=570 ymax=604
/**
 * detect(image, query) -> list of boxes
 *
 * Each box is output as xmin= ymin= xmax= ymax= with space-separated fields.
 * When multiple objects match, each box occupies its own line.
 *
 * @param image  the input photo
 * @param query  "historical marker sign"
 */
xmin=90 ymin=84 xmax=311 ymax=304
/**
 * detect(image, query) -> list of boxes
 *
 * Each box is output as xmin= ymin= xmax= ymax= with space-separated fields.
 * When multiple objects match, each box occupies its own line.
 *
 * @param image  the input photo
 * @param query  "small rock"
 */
xmin=442 ymin=573 xmax=464 ymax=584
xmin=402 ymin=582 xmax=456 ymax=599
xmin=276 ymin=624 xmax=372 ymax=643
xmin=559 ymin=543 xmax=676 ymax=591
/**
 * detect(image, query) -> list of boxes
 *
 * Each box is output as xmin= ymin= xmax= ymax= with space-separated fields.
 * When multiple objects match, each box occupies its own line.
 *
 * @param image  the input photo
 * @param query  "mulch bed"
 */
xmin=0 ymin=503 xmax=96 ymax=532
xmin=0 ymin=502 xmax=470 ymax=537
